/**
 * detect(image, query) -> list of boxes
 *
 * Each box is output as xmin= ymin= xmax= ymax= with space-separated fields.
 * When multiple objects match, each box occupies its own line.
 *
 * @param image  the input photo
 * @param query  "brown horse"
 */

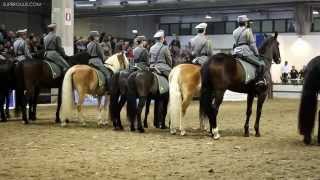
xmin=199 ymin=33 xmax=281 ymax=139
xmin=16 ymin=51 xmax=90 ymax=124
xmin=60 ymin=52 xmax=128 ymax=127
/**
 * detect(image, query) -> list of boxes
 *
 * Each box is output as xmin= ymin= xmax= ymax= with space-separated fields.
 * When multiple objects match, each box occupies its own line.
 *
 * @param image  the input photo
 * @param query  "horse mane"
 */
xmin=258 ymin=37 xmax=274 ymax=55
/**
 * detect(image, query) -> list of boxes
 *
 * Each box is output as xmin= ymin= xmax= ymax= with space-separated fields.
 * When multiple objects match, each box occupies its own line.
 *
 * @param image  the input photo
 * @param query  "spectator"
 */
xmin=290 ymin=66 xmax=299 ymax=85
xmin=299 ymin=65 xmax=306 ymax=80
xmin=281 ymin=61 xmax=290 ymax=84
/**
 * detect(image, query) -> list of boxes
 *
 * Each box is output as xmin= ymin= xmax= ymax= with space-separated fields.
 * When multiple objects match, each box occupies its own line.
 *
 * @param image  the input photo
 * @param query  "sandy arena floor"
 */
xmin=0 ymin=98 xmax=319 ymax=180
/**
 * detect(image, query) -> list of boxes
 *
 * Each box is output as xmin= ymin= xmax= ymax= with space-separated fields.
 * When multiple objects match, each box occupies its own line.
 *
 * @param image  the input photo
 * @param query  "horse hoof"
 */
xmin=0 ymin=120 xmax=7 ymax=123
xmin=255 ymin=133 xmax=261 ymax=137
xmin=23 ymin=121 xmax=29 ymax=124
xmin=138 ymin=128 xmax=145 ymax=133
xmin=130 ymin=128 xmax=136 ymax=132
xmin=144 ymin=124 xmax=148 ymax=128
xmin=213 ymin=134 xmax=220 ymax=140
xmin=244 ymin=133 xmax=250 ymax=137
xmin=61 ymin=122 xmax=67 ymax=127
xmin=170 ymin=129 xmax=176 ymax=135
xmin=180 ymin=130 xmax=186 ymax=136
xmin=303 ymin=135 xmax=312 ymax=145
xmin=161 ymin=125 xmax=168 ymax=129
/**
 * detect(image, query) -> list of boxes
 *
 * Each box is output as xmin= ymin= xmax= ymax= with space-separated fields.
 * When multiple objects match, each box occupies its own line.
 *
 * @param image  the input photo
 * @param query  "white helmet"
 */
xmin=237 ymin=15 xmax=250 ymax=23
xmin=195 ymin=23 xmax=207 ymax=29
xmin=153 ymin=30 xmax=165 ymax=38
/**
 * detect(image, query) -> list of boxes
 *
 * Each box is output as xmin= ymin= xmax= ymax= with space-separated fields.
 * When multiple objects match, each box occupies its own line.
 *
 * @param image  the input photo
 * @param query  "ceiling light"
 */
xmin=89 ymin=0 xmax=96 ymax=2
xmin=313 ymin=10 xmax=319 ymax=15
xmin=205 ymin=14 xmax=212 ymax=19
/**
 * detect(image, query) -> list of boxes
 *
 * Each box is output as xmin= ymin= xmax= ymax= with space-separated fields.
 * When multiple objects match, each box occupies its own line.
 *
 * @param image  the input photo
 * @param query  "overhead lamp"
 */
xmin=313 ymin=10 xmax=319 ymax=15
xmin=205 ymin=14 xmax=212 ymax=19
xmin=89 ymin=0 xmax=96 ymax=2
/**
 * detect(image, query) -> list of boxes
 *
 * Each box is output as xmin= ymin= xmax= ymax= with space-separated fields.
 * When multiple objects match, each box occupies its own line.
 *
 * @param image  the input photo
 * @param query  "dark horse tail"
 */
xmin=298 ymin=56 xmax=320 ymax=138
xmin=199 ymin=58 xmax=213 ymax=121
xmin=126 ymin=72 xmax=137 ymax=127
xmin=109 ymin=72 xmax=121 ymax=124
xmin=14 ymin=61 xmax=25 ymax=113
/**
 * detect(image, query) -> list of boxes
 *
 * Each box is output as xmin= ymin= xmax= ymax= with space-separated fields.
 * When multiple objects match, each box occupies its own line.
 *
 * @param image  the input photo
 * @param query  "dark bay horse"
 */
xmin=298 ymin=56 xmax=320 ymax=145
xmin=126 ymin=69 xmax=169 ymax=132
xmin=200 ymin=33 xmax=281 ymax=139
xmin=0 ymin=54 xmax=17 ymax=122
xmin=109 ymin=50 xmax=192 ymax=131
xmin=16 ymin=51 xmax=90 ymax=124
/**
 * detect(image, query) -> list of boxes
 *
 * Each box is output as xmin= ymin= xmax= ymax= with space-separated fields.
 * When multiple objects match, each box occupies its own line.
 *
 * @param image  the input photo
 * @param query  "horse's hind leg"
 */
xmin=116 ymin=95 xmax=126 ymax=130
xmin=143 ymin=97 xmax=151 ymax=128
xmin=0 ymin=93 xmax=7 ymax=122
xmin=137 ymin=97 xmax=147 ymax=133
xmin=30 ymin=87 xmax=40 ymax=121
xmin=244 ymin=94 xmax=254 ymax=137
xmin=77 ymin=91 xmax=86 ymax=126
xmin=180 ymin=93 xmax=193 ymax=136
xmin=254 ymin=94 xmax=267 ymax=137
xmin=5 ymin=90 xmax=10 ymax=118
xmin=318 ymin=111 xmax=320 ymax=145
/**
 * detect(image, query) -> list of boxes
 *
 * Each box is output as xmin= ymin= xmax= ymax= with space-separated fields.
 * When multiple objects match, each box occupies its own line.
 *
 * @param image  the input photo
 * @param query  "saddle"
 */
xmin=149 ymin=67 xmax=169 ymax=94
xmin=43 ymin=60 xmax=62 ymax=79
xmin=93 ymin=68 xmax=106 ymax=88
xmin=234 ymin=56 xmax=257 ymax=84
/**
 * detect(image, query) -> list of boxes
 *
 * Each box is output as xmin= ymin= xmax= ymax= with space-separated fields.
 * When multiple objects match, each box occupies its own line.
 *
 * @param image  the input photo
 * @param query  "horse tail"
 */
xmin=168 ymin=67 xmax=182 ymax=128
xmin=109 ymin=72 xmax=120 ymax=123
xmin=126 ymin=73 xmax=137 ymax=126
xmin=60 ymin=67 xmax=76 ymax=121
xmin=298 ymin=62 xmax=320 ymax=137
xmin=199 ymin=60 xmax=213 ymax=120
xmin=14 ymin=62 xmax=25 ymax=112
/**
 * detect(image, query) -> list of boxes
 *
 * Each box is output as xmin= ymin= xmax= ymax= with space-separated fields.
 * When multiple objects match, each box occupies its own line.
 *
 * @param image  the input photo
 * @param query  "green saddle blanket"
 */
xmin=93 ymin=69 xmax=106 ymax=88
xmin=44 ymin=61 xmax=62 ymax=79
xmin=237 ymin=58 xmax=256 ymax=84
xmin=152 ymin=73 xmax=169 ymax=94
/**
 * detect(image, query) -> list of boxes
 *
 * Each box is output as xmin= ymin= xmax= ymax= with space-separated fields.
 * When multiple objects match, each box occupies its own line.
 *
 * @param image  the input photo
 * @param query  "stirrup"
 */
xmin=255 ymin=79 xmax=266 ymax=86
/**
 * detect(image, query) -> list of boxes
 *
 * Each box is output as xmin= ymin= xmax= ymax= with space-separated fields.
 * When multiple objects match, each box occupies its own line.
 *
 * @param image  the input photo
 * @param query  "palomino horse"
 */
xmin=168 ymin=64 xmax=207 ymax=136
xmin=16 ymin=51 xmax=90 ymax=124
xmin=298 ymin=56 xmax=320 ymax=145
xmin=200 ymin=33 xmax=281 ymax=139
xmin=60 ymin=52 xmax=128 ymax=127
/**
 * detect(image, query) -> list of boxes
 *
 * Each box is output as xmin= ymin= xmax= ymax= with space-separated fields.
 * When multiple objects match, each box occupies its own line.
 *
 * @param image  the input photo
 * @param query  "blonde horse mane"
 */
xmin=104 ymin=52 xmax=129 ymax=73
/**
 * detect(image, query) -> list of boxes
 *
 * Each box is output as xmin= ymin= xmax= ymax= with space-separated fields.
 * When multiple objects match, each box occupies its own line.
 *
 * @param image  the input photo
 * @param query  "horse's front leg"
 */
xmin=55 ymin=87 xmax=62 ymax=123
xmin=98 ymin=95 xmax=108 ymax=126
xmin=244 ymin=94 xmax=254 ymax=137
xmin=254 ymin=93 xmax=267 ymax=137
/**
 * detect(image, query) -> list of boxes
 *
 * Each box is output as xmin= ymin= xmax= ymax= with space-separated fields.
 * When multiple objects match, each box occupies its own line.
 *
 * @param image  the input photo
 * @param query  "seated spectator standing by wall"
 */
xmin=290 ymin=66 xmax=299 ymax=85
xmin=281 ymin=61 xmax=290 ymax=84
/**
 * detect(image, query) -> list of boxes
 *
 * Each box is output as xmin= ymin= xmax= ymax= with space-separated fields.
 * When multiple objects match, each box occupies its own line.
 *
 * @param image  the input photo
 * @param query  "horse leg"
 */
xmin=153 ymin=98 xmax=159 ymax=128
xmin=143 ymin=97 xmax=151 ymax=128
xmin=0 ymin=93 xmax=6 ymax=122
xmin=244 ymin=94 xmax=254 ymax=137
xmin=116 ymin=95 xmax=126 ymax=130
xmin=5 ymin=90 xmax=10 ymax=118
xmin=254 ymin=94 xmax=267 ymax=137
xmin=30 ymin=87 xmax=40 ymax=121
xmin=210 ymin=91 xmax=224 ymax=140
xmin=55 ymin=87 xmax=62 ymax=123
xmin=161 ymin=94 xmax=169 ymax=129
xmin=318 ymin=110 xmax=320 ymax=144
xmin=180 ymin=93 xmax=193 ymax=136
xmin=97 ymin=96 xmax=103 ymax=126
xmin=77 ymin=92 xmax=86 ymax=126
xmin=137 ymin=97 xmax=147 ymax=133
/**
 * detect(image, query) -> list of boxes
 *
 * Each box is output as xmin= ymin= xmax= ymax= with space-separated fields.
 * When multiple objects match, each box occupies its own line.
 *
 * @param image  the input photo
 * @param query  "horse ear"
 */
xmin=274 ymin=32 xmax=278 ymax=39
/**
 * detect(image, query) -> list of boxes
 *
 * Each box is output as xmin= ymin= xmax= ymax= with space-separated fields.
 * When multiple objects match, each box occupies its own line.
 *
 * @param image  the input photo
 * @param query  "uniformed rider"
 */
xmin=44 ymin=23 xmax=70 ymax=72
xmin=13 ymin=29 xmax=32 ymax=61
xmin=233 ymin=15 xmax=266 ymax=86
xmin=149 ymin=30 xmax=172 ymax=79
xmin=133 ymin=35 xmax=148 ymax=70
xmin=87 ymin=31 xmax=110 ymax=87
xmin=190 ymin=23 xmax=213 ymax=65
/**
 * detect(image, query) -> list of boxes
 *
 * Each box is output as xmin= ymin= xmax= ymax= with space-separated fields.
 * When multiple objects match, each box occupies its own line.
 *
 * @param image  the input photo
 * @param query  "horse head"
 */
xmin=259 ymin=32 xmax=281 ymax=66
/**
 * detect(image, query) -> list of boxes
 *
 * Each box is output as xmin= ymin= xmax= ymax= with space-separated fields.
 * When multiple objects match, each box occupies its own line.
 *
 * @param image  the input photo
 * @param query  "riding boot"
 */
xmin=255 ymin=65 xmax=266 ymax=87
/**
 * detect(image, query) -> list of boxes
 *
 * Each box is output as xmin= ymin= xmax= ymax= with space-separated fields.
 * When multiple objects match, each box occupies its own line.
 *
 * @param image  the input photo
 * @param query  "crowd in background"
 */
xmin=281 ymin=60 xmax=306 ymax=84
